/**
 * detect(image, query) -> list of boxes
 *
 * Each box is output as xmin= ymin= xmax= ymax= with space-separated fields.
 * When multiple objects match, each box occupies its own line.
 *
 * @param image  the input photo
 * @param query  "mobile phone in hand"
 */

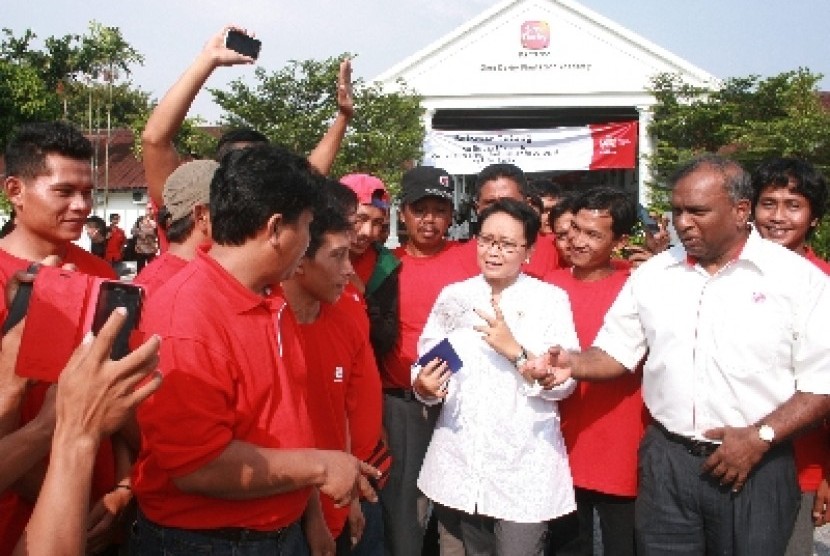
xmin=91 ymin=282 xmax=144 ymax=360
xmin=224 ymin=29 xmax=261 ymax=60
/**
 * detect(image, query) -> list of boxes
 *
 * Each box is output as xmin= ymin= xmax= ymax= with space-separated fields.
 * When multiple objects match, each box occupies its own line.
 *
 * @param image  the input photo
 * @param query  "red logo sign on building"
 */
xmin=521 ymin=21 xmax=550 ymax=50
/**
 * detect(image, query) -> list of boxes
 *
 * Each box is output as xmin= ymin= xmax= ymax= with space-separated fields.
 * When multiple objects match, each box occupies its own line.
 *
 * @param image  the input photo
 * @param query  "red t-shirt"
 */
xmin=299 ymin=302 xmax=382 ymax=537
xmin=456 ymin=233 xmax=560 ymax=279
xmin=0 ymin=243 xmax=116 ymax=555
xmin=381 ymin=242 xmax=475 ymax=389
xmin=795 ymin=248 xmax=830 ymax=492
xmin=338 ymin=285 xmax=370 ymax=337
xmin=132 ymin=251 xmax=187 ymax=297
xmin=105 ymin=225 xmax=126 ymax=263
xmin=132 ymin=250 xmax=315 ymax=530
xmin=544 ymin=267 xmax=647 ymax=497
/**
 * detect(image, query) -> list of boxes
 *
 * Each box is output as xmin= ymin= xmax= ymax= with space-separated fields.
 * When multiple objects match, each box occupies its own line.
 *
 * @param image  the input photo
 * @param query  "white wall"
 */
xmin=90 ymin=190 xmax=149 ymax=232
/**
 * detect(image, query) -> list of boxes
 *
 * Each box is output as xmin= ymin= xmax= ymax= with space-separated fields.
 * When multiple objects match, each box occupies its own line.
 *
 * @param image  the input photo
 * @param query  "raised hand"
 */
xmin=473 ymin=296 xmax=520 ymax=359
xmin=337 ymin=58 xmax=354 ymax=120
xmin=204 ymin=26 xmax=258 ymax=67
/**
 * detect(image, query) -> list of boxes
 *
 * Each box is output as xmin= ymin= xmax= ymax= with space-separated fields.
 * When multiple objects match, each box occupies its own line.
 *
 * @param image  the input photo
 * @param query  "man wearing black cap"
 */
xmin=380 ymin=166 xmax=474 ymax=556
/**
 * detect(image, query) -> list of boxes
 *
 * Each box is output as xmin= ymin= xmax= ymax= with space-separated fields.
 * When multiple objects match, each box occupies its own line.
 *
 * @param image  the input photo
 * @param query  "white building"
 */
xmin=374 ymin=0 xmax=718 ymax=211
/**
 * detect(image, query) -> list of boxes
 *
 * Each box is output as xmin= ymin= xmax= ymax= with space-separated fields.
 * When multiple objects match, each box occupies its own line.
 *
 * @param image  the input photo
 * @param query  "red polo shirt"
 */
xmin=104 ymin=225 xmax=126 ymax=263
xmin=381 ymin=242 xmax=475 ymax=389
xmin=0 ymin=243 xmax=116 ymax=555
xmin=300 ymin=301 xmax=382 ymax=537
xmin=545 ymin=267 xmax=646 ymax=497
xmin=133 ymin=250 xmax=314 ymax=530
xmin=132 ymin=251 xmax=187 ymax=297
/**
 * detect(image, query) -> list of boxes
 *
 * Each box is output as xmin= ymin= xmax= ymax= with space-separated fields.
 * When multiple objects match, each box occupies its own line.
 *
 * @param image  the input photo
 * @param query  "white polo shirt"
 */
xmin=594 ymin=229 xmax=830 ymax=439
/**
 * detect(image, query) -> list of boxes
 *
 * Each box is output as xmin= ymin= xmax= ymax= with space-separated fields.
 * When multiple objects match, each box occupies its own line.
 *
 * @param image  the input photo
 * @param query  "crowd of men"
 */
xmin=0 ymin=25 xmax=828 ymax=556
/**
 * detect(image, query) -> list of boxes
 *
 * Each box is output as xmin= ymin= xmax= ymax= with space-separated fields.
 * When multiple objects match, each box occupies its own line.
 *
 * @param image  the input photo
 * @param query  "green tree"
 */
xmin=211 ymin=54 xmax=424 ymax=191
xmin=0 ymin=22 xmax=149 ymax=148
xmin=647 ymin=68 xmax=830 ymax=256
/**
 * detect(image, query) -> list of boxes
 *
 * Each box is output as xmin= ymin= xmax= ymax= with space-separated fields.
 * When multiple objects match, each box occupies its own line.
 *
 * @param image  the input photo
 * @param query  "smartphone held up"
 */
xmin=1 ymin=266 xmax=144 ymax=382
xmin=224 ymin=29 xmax=261 ymax=60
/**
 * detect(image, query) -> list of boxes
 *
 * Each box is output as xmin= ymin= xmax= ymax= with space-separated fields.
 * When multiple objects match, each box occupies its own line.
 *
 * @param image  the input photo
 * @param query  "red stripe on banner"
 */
xmin=589 ymin=122 xmax=637 ymax=169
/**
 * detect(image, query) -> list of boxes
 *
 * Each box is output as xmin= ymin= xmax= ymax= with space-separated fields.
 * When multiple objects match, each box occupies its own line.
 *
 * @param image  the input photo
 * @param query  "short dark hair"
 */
xmin=210 ymin=145 xmax=324 ymax=246
xmin=527 ymin=193 xmax=543 ymax=214
xmin=752 ymin=157 xmax=828 ymax=229
xmin=327 ymin=178 xmax=359 ymax=217
xmin=477 ymin=198 xmax=541 ymax=248
xmin=86 ymin=215 xmax=106 ymax=233
xmin=215 ymin=128 xmax=270 ymax=161
xmin=531 ymin=179 xmax=565 ymax=200
xmin=158 ymin=205 xmax=195 ymax=244
xmin=4 ymin=121 xmax=93 ymax=179
xmin=474 ymin=163 xmax=530 ymax=200
xmin=306 ymin=180 xmax=357 ymax=258
xmin=572 ymin=186 xmax=637 ymax=238
xmin=670 ymin=154 xmax=752 ymax=203
xmin=548 ymin=192 xmax=577 ymax=231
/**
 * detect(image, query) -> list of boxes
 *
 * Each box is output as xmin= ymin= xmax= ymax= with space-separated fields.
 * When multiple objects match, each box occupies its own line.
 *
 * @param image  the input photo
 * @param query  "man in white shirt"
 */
xmin=531 ymin=154 xmax=830 ymax=556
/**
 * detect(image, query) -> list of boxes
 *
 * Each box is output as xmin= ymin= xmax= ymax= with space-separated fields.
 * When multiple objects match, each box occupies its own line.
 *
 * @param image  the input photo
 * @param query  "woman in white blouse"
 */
xmin=412 ymin=198 xmax=579 ymax=556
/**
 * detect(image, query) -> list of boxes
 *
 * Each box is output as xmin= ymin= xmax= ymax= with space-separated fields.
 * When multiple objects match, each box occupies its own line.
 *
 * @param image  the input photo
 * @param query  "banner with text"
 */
xmin=423 ymin=121 xmax=637 ymax=174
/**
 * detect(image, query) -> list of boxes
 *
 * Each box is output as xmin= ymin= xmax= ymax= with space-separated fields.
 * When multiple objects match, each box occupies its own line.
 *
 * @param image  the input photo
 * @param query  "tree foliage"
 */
xmin=647 ymin=68 xmax=830 ymax=256
xmin=0 ymin=22 xmax=149 ymax=150
xmin=211 ymin=54 xmax=424 ymax=192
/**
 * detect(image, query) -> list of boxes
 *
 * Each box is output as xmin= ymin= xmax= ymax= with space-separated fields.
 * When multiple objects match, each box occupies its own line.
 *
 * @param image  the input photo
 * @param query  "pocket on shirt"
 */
xmin=711 ymin=297 xmax=792 ymax=376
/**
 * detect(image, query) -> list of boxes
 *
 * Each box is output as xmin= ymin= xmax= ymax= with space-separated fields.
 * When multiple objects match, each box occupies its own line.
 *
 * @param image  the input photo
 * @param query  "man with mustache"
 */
xmin=531 ymin=154 xmax=830 ymax=556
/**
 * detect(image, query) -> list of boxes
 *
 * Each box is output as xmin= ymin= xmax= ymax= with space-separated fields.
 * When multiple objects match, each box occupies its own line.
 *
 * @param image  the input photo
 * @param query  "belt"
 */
xmin=653 ymin=422 xmax=720 ymax=458
xmin=384 ymin=388 xmax=416 ymax=401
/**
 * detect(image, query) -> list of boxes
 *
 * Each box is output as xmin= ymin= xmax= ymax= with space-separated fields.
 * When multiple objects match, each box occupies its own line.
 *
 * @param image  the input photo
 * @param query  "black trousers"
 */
xmin=635 ymin=424 xmax=799 ymax=556
xmin=550 ymin=488 xmax=636 ymax=556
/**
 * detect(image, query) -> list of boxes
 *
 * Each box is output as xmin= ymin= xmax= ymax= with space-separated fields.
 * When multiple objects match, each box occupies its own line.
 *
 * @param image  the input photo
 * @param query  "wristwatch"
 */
xmin=757 ymin=424 xmax=775 ymax=444
xmin=513 ymin=347 xmax=528 ymax=369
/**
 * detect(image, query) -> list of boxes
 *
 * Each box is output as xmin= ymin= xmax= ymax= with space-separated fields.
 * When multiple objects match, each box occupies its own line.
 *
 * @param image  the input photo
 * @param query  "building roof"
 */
xmin=87 ymin=129 xmax=145 ymax=191
xmin=373 ymin=0 xmax=720 ymax=108
xmin=0 ymin=126 xmax=222 ymax=192
xmin=0 ymin=128 xmax=146 ymax=191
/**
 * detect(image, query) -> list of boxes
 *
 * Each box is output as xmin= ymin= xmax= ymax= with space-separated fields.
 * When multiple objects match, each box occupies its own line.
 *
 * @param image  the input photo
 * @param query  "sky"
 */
xmin=4 ymin=0 xmax=829 ymax=123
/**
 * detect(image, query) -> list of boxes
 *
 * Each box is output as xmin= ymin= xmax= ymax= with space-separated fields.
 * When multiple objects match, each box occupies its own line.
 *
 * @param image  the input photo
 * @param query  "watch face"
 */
xmin=759 ymin=425 xmax=775 ymax=442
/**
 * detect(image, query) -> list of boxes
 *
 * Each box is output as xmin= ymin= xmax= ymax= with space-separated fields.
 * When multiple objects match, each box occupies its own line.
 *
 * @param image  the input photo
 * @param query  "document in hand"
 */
xmin=417 ymin=337 xmax=463 ymax=374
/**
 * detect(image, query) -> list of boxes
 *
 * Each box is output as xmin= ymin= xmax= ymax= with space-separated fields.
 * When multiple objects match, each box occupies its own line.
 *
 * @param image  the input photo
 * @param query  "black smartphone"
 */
xmin=91 ymin=282 xmax=144 ymax=360
xmin=2 ymin=263 xmax=40 ymax=334
xmin=638 ymin=205 xmax=660 ymax=234
xmin=224 ymin=29 xmax=261 ymax=60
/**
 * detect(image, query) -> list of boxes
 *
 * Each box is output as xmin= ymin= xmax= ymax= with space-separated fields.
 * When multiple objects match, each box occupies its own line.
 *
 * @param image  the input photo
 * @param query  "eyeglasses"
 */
xmin=475 ymin=234 xmax=526 ymax=254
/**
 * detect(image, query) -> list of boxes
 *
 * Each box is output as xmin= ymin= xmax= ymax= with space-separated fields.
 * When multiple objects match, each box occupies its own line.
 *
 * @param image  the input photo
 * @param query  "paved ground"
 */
xmin=816 ymin=524 xmax=830 ymax=556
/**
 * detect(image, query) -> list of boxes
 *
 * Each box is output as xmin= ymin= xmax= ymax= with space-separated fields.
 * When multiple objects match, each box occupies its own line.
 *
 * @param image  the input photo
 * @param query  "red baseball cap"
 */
xmin=340 ymin=174 xmax=390 ymax=209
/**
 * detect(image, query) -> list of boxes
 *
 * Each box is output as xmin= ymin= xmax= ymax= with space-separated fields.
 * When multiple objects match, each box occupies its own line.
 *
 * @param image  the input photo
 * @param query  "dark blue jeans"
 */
xmin=130 ymin=510 xmax=300 ymax=555
xmin=351 ymin=499 xmax=385 ymax=556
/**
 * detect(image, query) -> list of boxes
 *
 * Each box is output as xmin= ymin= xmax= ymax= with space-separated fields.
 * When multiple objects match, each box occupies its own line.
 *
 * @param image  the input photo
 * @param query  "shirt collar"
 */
xmin=193 ymin=248 xmax=273 ymax=314
xmin=663 ymin=228 xmax=766 ymax=274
